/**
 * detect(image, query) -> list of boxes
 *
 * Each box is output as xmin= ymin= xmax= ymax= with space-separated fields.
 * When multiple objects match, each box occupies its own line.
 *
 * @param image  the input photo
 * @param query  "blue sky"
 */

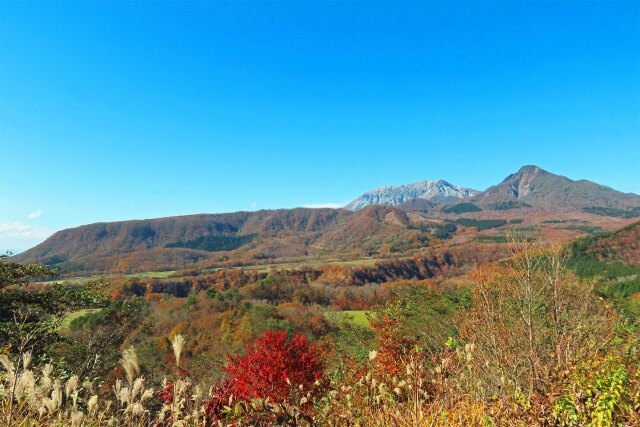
xmin=1 ymin=1 xmax=639 ymax=252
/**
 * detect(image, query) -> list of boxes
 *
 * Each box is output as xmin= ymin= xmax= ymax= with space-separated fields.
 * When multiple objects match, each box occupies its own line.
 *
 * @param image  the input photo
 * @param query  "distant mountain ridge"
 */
xmin=468 ymin=165 xmax=640 ymax=210
xmin=12 ymin=165 xmax=640 ymax=274
xmin=347 ymin=165 xmax=640 ymax=212
xmin=345 ymin=180 xmax=478 ymax=210
xmin=11 ymin=206 xmax=424 ymax=273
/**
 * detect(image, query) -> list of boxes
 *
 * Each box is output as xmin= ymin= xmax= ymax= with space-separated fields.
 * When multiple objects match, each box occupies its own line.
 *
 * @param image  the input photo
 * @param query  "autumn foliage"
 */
xmin=3 ymin=224 xmax=640 ymax=426
xmin=205 ymin=330 xmax=324 ymax=421
xmin=225 ymin=330 xmax=324 ymax=403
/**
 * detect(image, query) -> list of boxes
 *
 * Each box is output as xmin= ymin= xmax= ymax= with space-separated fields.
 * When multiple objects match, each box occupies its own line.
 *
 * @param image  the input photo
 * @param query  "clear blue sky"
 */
xmin=1 ymin=1 xmax=639 ymax=252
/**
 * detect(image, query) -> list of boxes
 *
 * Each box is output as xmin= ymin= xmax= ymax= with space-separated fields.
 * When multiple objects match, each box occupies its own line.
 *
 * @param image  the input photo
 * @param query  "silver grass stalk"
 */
xmin=88 ymin=395 xmax=99 ymax=415
xmin=22 ymin=351 xmax=32 ymax=370
xmin=141 ymin=387 xmax=154 ymax=403
xmin=119 ymin=387 xmax=131 ymax=406
xmin=82 ymin=380 xmax=94 ymax=394
xmin=0 ymin=354 xmax=13 ymax=373
xmin=65 ymin=375 xmax=79 ymax=398
xmin=40 ymin=364 xmax=53 ymax=393
xmin=17 ymin=369 xmax=36 ymax=397
xmin=71 ymin=409 xmax=84 ymax=426
xmin=121 ymin=347 xmax=139 ymax=386
xmin=132 ymin=377 xmax=144 ymax=401
xmin=172 ymin=334 xmax=185 ymax=367
xmin=132 ymin=402 xmax=145 ymax=416
xmin=113 ymin=379 xmax=124 ymax=408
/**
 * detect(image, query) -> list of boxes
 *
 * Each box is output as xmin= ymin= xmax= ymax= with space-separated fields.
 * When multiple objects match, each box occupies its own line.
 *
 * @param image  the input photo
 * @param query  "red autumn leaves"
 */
xmin=205 ymin=330 xmax=324 ymax=421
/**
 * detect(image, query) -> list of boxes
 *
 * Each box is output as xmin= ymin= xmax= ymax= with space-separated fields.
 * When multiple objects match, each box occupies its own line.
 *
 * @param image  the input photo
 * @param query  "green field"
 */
xmin=323 ymin=310 xmax=372 ymax=328
xmin=39 ymin=257 xmax=384 ymax=284
xmin=235 ymin=257 xmax=383 ymax=273
xmin=36 ymin=269 xmax=177 ymax=285
xmin=472 ymin=235 xmax=508 ymax=243
xmin=339 ymin=310 xmax=372 ymax=327
xmin=58 ymin=308 xmax=102 ymax=333
xmin=343 ymin=310 xmax=371 ymax=327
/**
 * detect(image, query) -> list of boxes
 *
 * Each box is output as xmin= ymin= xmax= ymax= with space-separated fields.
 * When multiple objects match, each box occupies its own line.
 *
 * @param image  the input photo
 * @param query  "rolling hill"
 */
xmin=12 ymin=206 xmax=433 ymax=273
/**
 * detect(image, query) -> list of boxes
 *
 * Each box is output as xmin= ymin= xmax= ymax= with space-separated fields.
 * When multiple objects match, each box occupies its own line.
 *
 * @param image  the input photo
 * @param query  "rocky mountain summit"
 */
xmin=345 ymin=180 xmax=478 ymax=210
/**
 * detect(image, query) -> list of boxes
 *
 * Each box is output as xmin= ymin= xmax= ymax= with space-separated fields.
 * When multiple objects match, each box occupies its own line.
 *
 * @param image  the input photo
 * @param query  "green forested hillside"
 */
xmin=567 ymin=221 xmax=640 ymax=315
xmin=166 ymin=234 xmax=257 ymax=252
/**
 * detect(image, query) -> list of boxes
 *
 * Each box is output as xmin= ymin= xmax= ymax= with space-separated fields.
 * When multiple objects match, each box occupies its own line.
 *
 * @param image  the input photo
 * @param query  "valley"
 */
xmin=3 ymin=165 xmax=640 ymax=425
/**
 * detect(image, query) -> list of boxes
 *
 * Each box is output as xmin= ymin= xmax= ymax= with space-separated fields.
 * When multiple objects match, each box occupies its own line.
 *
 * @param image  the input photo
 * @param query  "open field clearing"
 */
xmin=58 ymin=308 xmax=102 ymax=333
xmin=324 ymin=310 xmax=372 ymax=328
xmin=341 ymin=310 xmax=372 ymax=327
xmin=36 ymin=269 xmax=177 ymax=285
xmin=38 ymin=257 xmax=385 ymax=284
xmin=236 ymin=257 xmax=383 ymax=273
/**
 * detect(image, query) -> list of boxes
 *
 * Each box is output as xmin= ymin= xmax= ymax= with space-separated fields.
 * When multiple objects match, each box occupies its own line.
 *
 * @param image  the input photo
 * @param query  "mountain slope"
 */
xmin=12 ymin=207 xmax=431 ymax=273
xmin=12 ymin=212 xmax=253 ymax=263
xmin=469 ymin=165 xmax=640 ymax=210
xmin=345 ymin=180 xmax=478 ymax=210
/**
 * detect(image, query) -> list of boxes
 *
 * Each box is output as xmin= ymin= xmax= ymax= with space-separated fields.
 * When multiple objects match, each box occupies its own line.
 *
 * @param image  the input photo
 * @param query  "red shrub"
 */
xmin=204 ymin=330 xmax=325 ymax=422
xmin=225 ymin=330 xmax=324 ymax=403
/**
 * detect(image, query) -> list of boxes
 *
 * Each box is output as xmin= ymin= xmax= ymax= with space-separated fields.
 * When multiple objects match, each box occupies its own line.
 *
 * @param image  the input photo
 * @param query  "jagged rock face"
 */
xmin=500 ymin=165 xmax=548 ymax=198
xmin=345 ymin=180 xmax=478 ymax=210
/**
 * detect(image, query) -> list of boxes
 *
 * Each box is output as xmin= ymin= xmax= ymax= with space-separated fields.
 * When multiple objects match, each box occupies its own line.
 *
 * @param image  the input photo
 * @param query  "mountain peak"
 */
xmin=345 ymin=179 xmax=478 ymax=210
xmin=506 ymin=165 xmax=549 ymax=181
xmin=471 ymin=165 xmax=640 ymax=210
xmin=517 ymin=164 xmax=544 ymax=173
